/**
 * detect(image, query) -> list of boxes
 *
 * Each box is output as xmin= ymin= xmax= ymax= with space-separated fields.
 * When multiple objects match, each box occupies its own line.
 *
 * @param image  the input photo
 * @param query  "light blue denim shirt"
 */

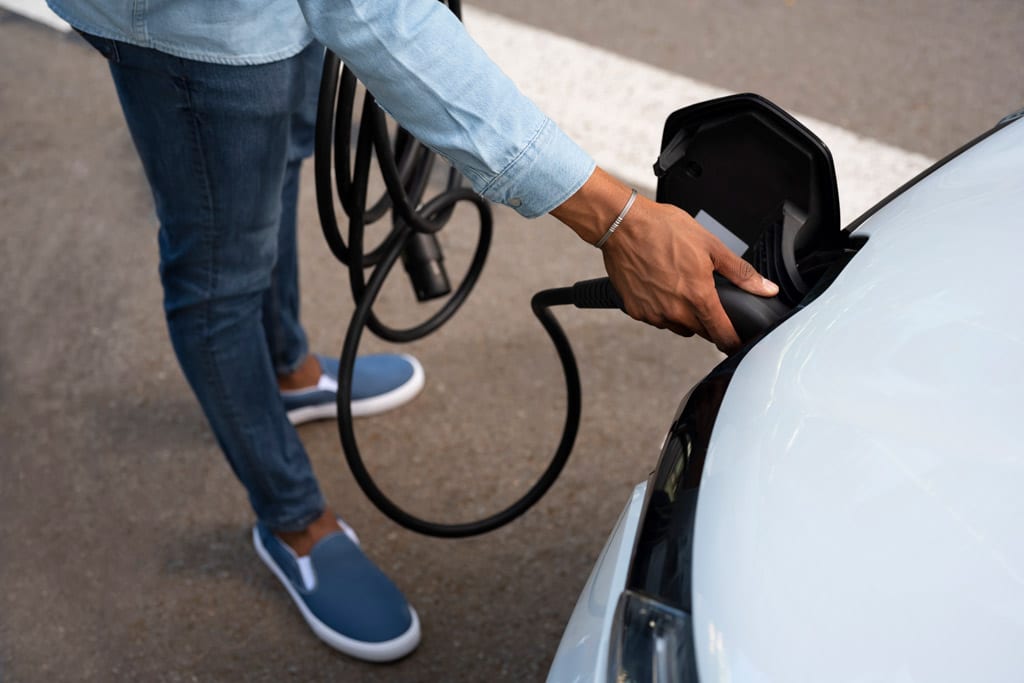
xmin=47 ymin=0 xmax=596 ymax=218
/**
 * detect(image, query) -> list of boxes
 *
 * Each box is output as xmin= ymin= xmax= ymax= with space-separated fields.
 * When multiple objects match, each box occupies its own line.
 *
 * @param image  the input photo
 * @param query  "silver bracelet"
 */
xmin=594 ymin=188 xmax=638 ymax=249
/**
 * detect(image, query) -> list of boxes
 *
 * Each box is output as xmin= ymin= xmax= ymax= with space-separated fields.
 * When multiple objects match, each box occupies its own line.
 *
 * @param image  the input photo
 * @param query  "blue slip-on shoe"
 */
xmin=252 ymin=521 xmax=421 ymax=662
xmin=281 ymin=353 xmax=424 ymax=425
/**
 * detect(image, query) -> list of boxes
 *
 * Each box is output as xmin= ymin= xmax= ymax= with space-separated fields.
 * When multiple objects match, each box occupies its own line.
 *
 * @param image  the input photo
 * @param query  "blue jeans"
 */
xmin=81 ymin=33 xmax=326 ymax=532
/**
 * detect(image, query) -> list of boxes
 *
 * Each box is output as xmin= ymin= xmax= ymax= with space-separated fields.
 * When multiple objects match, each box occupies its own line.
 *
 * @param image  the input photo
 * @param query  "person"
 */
xmin=47 ymin=0 xmax=778 ymax=663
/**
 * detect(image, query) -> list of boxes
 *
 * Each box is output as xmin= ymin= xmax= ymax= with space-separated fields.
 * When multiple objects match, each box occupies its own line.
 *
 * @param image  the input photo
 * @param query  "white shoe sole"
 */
xmin=286 ymin=354 xmax=425 ymax=425
xmin=252 ymin=526 xmax=421 ymax=662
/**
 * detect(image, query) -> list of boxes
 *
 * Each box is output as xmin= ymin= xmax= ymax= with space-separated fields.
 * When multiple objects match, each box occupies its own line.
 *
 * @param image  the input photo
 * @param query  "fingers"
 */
xmin=711 ymin=245 xmax=779 ymax=298
xmin=665 ymin=322 xmax=696 ymax=338
xmin=661 ymin=304 xmax=736 ymax=353
xmin=653 ymin=294 xmax=732 ymax=349
xmin=690 ymin=284 xmax=741 ymax=353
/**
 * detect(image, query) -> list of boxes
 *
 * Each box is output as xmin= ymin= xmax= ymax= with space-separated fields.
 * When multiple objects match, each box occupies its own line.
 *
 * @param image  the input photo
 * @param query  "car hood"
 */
xmin=690 ymin=117 xmax=1024 ymax=682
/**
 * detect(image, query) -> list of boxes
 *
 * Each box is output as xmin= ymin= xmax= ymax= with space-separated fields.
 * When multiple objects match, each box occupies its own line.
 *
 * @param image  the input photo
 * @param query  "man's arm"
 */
xmin=298 ymin=0 xmax=776 ymax=351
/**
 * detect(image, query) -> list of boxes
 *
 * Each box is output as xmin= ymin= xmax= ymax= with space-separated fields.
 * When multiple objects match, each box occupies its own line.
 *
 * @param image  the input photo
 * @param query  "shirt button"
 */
xmin=508 ymin=197 xmax=522 ymax=208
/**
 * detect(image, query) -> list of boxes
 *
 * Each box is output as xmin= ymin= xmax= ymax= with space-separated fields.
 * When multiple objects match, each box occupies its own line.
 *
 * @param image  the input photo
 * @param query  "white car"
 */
xmin=547 ymin=96 xmax=1024 ymax=683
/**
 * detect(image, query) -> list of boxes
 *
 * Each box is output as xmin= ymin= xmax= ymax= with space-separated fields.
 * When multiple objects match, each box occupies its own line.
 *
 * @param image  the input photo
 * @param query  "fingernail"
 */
xmin=762 ymin=277 xmax=779 ymax=295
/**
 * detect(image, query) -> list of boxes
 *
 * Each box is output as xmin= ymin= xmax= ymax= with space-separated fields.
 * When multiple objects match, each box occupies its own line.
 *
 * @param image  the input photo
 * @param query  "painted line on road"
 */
xmin=461 ymin=6 xmax=934 ymax=224
xmin=0 ymin=0 xmax=68 ymax=31
xmin=2 ymin=0 xmax=934 ymax=223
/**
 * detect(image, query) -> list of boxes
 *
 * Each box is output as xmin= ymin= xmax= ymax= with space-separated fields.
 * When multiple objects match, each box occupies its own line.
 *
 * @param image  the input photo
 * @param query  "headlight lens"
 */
xmin=612 ymin=359 xmax=738 ymax=683
xmin=607 ymin=589 xmax=699 ymax=683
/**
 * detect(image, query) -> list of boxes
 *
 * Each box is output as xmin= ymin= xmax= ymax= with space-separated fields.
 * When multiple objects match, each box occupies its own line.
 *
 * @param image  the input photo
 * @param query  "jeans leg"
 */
xmin=85 ymin=34 xmax=325 ymax=532
xmin=263 ymin=156 xmax=307 ymax=376
xmin=263 ymin=43 xmax=325 ymax=375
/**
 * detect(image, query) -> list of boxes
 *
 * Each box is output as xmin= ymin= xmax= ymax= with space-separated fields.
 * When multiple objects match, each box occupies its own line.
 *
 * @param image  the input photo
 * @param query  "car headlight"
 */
xmin=607 ymin=589 xmax=698 ymax=683
xmin=609 ymin=353 xmax=740 ymax=683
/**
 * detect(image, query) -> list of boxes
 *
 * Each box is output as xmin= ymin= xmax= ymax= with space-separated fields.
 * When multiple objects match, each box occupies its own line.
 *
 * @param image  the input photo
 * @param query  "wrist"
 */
xmin=550 ymin=167 xmax=638 ymax=246
xmin=594 ymin=189 xmax=638 ymax=248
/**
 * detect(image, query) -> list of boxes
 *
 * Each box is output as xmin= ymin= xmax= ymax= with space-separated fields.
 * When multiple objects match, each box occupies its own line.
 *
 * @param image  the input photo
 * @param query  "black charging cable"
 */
xmin=314 ymin=0 xmax=628 ymax=537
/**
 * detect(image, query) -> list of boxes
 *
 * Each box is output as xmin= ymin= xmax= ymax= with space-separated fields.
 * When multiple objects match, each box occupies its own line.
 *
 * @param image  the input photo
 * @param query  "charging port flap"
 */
xmin=655 ymin=94 xmax=843 ymax=314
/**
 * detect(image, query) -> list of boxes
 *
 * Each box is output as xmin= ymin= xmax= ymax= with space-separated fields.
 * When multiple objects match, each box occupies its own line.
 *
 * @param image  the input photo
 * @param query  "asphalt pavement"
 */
xmin=1 ymin=2 xmax=1021 ymax=681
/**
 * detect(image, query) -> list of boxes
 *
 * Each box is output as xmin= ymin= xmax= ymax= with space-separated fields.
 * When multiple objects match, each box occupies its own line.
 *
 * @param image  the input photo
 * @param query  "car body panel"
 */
xmin=691 ymin=117 xmax=1024 ymax=681
xmin=547 ymin=482 xmax=648 ymax=683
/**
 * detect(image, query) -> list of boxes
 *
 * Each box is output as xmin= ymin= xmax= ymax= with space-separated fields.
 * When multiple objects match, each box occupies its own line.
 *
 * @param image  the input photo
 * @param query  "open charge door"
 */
xmin=655 ymin=94 xmax=851 ymax=340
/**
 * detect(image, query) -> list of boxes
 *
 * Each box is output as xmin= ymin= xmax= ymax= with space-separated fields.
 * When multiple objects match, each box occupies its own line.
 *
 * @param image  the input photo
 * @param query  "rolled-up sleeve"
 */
xmin=297 ymin=0 xmax=595 ymax=218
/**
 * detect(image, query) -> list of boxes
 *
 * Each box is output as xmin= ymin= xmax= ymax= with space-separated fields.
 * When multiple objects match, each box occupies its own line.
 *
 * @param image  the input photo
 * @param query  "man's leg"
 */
xmin=263 ymin=43 xmax=425 ymax=426
xmin=79 ymin=34 xmax=419 ymax=660
xmin=93 ymin=36 xmax=324 ymax=534
xmin=261 ymin=42 xmax=318 ymax=382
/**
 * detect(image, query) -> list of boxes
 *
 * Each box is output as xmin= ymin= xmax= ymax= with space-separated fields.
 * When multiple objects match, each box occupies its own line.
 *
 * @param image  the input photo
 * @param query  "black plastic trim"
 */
xmin=624 ymin=349 xmax=747 ymax=612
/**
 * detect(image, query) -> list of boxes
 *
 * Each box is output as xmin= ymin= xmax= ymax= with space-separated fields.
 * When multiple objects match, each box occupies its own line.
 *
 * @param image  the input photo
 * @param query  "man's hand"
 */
xmin=552 ymin=168 xmax=778 ymax=353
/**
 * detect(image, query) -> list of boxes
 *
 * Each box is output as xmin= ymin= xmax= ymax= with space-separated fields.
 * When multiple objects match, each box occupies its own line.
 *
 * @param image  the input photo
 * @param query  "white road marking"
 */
xmin=2 ymin=0 xmax=934 ymax=223
xmin=1 ymin=0 xmax=68 ymax=31
xmin=461 ymin=6 xmax=934 ymax=225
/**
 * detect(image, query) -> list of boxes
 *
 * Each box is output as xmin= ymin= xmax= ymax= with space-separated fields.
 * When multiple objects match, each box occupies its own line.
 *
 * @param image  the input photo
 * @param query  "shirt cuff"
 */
xmin=476 ymin=118 xmax=596 ymax=219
